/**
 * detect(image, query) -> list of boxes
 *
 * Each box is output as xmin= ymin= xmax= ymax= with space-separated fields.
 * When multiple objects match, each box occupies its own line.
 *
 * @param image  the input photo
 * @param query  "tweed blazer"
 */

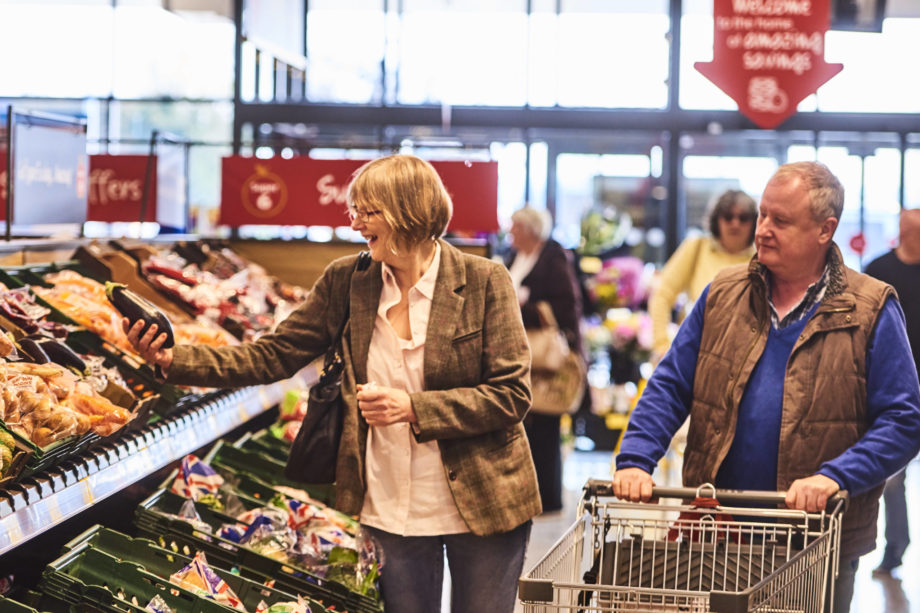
xmin=167 ymin=239 xmax=542 ymax=536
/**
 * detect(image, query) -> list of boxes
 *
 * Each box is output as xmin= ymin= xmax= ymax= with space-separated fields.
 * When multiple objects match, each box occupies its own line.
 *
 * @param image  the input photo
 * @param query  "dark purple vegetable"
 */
xmin=26 ymin=335 xmax=87 ymax=374
xmin=104 ymin=282 xmax=175 ymax=348
xmin=18 ymin=337 xmax=50 ymax=364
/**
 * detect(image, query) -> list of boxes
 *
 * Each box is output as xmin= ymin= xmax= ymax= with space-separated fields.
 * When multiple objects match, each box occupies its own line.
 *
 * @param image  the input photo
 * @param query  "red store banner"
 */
xmin=694 ymin=0 xmax=843 ymax=129
xmin=88 ymin=154 xmax=157 ymax=223
xmin=220 ymin=157 xmax=499 ymax=233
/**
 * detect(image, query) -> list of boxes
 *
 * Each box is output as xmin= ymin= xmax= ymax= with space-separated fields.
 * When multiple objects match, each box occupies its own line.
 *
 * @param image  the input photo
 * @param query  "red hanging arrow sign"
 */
xmin=695 ymin=0 xmax=843 ymax=129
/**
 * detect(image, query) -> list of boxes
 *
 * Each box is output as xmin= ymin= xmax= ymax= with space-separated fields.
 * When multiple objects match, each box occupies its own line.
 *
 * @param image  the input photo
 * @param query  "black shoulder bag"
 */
xmin=284 ymin=251 xmax=371 ymax=485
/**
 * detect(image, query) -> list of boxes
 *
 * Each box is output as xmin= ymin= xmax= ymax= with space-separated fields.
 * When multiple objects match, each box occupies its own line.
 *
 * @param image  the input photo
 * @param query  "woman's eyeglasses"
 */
xmin=721 ymin=212 xmax=755 ymax=223
xmin=347 ymin=207 xmax=382 ymax=223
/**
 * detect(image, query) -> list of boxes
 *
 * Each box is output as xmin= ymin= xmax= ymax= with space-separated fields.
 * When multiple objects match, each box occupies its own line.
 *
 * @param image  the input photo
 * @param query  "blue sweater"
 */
xmin=617 ymin=285 xmax=920 ymax=496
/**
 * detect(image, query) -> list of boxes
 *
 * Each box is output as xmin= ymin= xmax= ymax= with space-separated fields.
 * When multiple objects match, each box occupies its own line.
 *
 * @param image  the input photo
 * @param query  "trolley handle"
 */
xmin=585 ymin=479 xmax=849 ymax=509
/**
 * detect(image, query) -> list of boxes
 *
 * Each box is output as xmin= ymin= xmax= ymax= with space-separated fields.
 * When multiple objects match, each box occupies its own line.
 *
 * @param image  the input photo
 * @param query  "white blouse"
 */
xmin=358 ymin=243 xmax=469 ymax=536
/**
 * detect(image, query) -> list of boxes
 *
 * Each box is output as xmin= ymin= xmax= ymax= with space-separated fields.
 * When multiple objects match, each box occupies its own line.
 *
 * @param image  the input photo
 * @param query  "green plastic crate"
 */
xmin=57 ymin=525 xmax=332 ymax=613
xmin=238 ymin=428 xmax=291 ymax=463
xmin=134 ymin=489 xmax=382 ymax=613
xmin=211 ymin=463 xmax=334 ymax=508
xmin=42 ymin=544 xmax=233 ymax=613
xmin=0 ymin=420 xmax=88 ymax=481
xmin=0 ymin=595 xmax=53 ymax=613
xmin=42 ymin=541 xmax=323 ymax=613
xmin=202 ymin=440 xmax=335 ymax=504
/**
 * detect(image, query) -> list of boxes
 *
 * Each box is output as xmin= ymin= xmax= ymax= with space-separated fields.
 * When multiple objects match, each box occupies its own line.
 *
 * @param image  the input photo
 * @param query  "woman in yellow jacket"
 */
xmin=648 ymin=189 xmax=757 ymax=361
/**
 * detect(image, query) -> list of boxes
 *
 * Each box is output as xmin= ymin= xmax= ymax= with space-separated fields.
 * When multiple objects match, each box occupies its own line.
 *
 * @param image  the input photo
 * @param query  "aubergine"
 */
xmin=26 ymin=335 xmax=87 ymax=374
xmin=105 ymin=282 xmax=175 ymax=348
xmin=18 ymin=337 xmax=50 ymax=364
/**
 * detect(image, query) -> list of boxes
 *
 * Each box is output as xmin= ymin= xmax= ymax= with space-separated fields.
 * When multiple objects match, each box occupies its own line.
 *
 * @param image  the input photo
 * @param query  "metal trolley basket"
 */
xmin=519 ymin=480 xmax=847 ymax=613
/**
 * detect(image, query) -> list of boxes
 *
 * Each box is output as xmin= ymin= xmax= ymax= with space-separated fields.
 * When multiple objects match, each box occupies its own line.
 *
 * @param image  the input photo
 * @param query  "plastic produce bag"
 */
xmin=255 ymin=597 xmax=312 ymax=613
xmin=162 ymin=498 xmax=213 ymax=535
xmin=170 ymin=454 xmax=224 ymax=504
xmin=169 ymin=551 xmax=245 ymax=611
xmin=145 ymin=594 xmax=176 ymax=613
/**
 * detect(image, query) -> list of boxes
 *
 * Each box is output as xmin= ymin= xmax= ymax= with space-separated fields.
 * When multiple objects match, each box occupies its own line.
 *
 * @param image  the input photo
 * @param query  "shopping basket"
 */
xmin=519 ymin=479 xmax=846 ymax=613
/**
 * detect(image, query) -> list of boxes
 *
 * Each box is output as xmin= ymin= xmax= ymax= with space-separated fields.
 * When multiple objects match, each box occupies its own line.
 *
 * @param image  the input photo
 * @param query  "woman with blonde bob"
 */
xmin=125 ymin=154 xmax=541 ymax=613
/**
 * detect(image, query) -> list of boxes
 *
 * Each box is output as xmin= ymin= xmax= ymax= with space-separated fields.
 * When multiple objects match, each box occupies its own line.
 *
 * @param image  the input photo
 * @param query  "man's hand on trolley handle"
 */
xmin=612 ymin=467 xmax=656 ymax=502
xmin=785 ymin=474 xmax=840 ymax=512
xmin=613 ymin=468 xmax=840 ymax=512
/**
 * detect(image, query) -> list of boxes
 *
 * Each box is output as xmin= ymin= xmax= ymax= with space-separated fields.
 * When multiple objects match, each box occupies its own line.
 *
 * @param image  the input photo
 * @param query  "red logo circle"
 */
xmin=849 ymin=233 xmax=866 ymax=255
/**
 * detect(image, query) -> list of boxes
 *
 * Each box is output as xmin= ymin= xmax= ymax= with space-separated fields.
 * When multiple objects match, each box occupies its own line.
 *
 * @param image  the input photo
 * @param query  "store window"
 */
xmin=678 ymin=0 xmax=736 ymax=111
xmin=304 ymin=0 xmax=668 ymax=108
xmin=556 ymin=152 xmax=653 ymax=252
xmin=305 ymin=0 xmax=385 ymax=104
xmin=528 ymin=142 xmax=549 ymax=213
xmin=109 ymin=100 xmax=233 ymax=142
xmin=0 ymin=2 xmax=234 ymax=100
xmin=491 ymin=142 xmax=529 ymax=228
xmin=552 ymin=1 xmax=669 ymax=109
xmin=102 ymin=100 xmax=234 ymax=232
xmin=681 ymin=155 xmax=777 ymax=235
xmin=395 ymin=0 xmax=528 ymax=106
xmin=788 ymin=143 xmax=903 ymax=271
xmin=859 ymin=148 xmax=903 ymax=264
xmin=0 ymin=3 xmax=113 ymax=98
xmin=905 ymin=148 xmax=920 ymax=209
xmin=818 ymin=20 xmax=920 ymax=114
xmin=111 ymin=6 xmax=234 ymax=99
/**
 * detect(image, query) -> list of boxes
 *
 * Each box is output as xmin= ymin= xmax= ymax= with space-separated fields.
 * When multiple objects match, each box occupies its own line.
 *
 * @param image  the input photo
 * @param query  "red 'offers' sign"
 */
xmin=220 ymin=157 xmax=499 ymax=233
xmin=88 ymin=155 xmax=157 ymax=223
xmin=695 ymin=0 xmax=843 ymax=129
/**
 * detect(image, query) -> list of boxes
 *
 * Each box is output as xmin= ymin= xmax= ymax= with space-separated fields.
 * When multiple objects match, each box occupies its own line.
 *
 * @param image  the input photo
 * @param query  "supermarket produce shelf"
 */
xmin=0 ymin=370 xmax=313 ymax=556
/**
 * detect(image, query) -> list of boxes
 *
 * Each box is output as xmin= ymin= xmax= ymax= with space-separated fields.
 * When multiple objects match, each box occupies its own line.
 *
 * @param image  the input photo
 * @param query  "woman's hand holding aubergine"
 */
xmin=106 ymin=282 xmax=175 ymax=373
xmin=123 ymin=318 xmax=174 ymax=373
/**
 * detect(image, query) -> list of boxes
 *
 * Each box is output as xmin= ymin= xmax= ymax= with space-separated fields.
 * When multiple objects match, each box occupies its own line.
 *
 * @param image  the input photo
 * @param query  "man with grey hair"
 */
xmin=613 ymin=161 xmax=920 ymax=612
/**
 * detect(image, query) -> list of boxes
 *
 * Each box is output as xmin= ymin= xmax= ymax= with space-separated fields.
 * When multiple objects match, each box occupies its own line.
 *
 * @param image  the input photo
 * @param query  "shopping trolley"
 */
xmin=519 ymin=479 xmax=847 ymax=613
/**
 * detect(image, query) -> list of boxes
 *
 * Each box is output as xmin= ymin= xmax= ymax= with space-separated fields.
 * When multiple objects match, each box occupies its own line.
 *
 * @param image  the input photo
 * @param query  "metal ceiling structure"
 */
xmin=231 ymin=0 xmax=920 ymax=254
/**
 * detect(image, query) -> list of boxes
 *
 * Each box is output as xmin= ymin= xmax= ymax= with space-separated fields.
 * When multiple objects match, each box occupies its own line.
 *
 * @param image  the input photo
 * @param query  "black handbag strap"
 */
xmin=319 ymin=251 xmax=371 ymax=383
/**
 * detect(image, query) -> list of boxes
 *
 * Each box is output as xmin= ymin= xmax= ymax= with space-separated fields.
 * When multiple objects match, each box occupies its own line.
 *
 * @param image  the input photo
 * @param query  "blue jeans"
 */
xmin=879 ymin=468 xmax=910 ymax=570
xmin=364 ymin=521 xmax=531 ymax=613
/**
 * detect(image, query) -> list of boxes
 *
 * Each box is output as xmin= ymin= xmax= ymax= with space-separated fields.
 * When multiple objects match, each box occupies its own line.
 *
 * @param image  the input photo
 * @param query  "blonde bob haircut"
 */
xmin=346 ymin=155 xmax=453 ymax=254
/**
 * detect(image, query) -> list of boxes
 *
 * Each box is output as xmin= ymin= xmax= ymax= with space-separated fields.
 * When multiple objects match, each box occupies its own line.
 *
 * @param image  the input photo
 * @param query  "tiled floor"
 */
xmin=515 ymin=450 xmax=920 ymax=613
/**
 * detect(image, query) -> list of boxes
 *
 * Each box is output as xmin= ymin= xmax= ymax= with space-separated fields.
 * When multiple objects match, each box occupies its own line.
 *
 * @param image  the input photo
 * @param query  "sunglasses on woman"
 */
xmin=721 ymin=212 xmax=755 ymax=223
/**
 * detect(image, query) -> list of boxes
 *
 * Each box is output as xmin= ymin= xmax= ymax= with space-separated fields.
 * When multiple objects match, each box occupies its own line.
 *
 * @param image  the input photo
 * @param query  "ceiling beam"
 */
xmin=238 ymin=102 xmax=920 ymax=137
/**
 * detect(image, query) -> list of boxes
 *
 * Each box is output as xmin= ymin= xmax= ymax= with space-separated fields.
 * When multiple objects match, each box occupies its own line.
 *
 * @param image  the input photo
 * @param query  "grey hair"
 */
xmin=511 ymin=207 xmax=553 ymax=241
xmin=771 ymin=161 xmax=844 ymax=221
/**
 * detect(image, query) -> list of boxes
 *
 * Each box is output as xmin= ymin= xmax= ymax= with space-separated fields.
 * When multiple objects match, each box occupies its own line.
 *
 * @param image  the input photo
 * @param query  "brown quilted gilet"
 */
xmin=682 ymin=244 xmax=893 ymax=559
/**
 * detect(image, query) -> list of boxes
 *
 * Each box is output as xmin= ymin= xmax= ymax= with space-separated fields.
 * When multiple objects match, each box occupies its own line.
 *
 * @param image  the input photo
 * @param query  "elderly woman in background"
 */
xmin=648 ymin=189 xmax=757 ymax=361
xmin=506 ymin=206 xmax=583 ymax=513
xmin=126 ymin=154 xmax=541 ymax=613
